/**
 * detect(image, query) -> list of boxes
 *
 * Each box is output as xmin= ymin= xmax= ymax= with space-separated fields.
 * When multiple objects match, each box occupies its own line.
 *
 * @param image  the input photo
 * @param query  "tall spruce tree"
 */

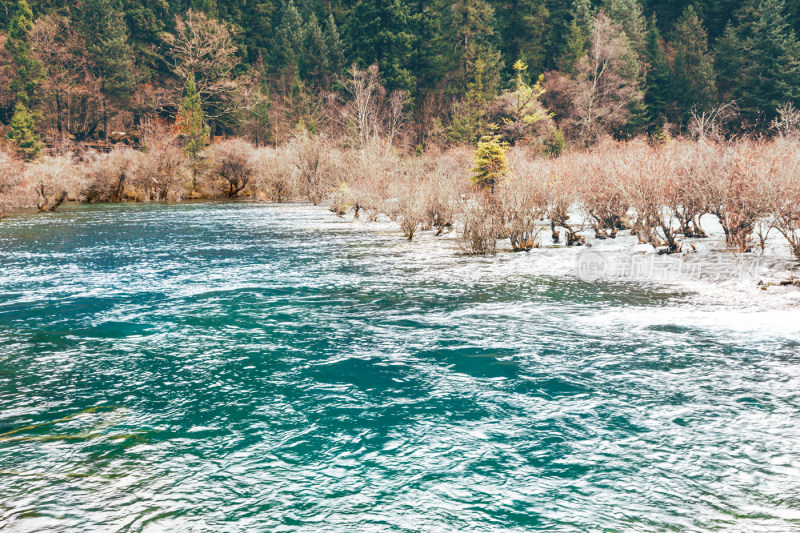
xmin=325 ymin=13 xmax=345 ymax=78
xmin=79 ymin=0 xmax=135 ymax=140
xmin=673 ymin=5 xmax=717 ymax=122
xmin=277 ymin=0 xmax=305 ymax=73
xmin=643 ymin=15 xmax=672 ymax=130
xmin=303 ymin=13 xmax=330 ymax=88
xmin=440 ymin=0 xmax=503 ymax=97
xmin=602 ymin=0 xmax=646 ymax=54
xmin=5 ymin=0 xmax=44 ymax=105
xmin=560 ymin=0 xmax=593 ymax=72
xmin=179 ymin=75 xmax=209 ymax=191
xmin=347 ymin=0 xmax=416 ymax=92
xmin=493 ymin=0 xmax=550 ymax=77
xmin=714 ymin=0 xmax=800 ymax=125
xmin=6 ymin=101 xmax=41 ymax=160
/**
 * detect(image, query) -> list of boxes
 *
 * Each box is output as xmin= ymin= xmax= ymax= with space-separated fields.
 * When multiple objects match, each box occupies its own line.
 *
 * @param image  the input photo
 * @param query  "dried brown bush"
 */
xmin=692 ymin=139 xmax=770 ymax=252
xmin=25 ymin=156 xmax=83 ymax=212
xmin=616 ymin=140 xmax=679 ymax=251
xmin=502 ymin=148 xmax=550 ymax=250
xmin=289 ymin=132 xmax=334 ymax=205
xmin=0 ymin=150 xmax=28 ymax=213
xmin=84 ymin=148 xmax=141 ymax=202
xmin=253 ymin=147 xmax=296 ymax=202
xmin=207 ymin=139 xmax=257 ymax=198
xmin=458 ymin=194 xmax=503 ymax=255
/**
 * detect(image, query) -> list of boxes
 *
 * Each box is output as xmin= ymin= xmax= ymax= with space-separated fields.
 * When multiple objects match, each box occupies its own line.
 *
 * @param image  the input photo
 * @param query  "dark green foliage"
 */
xmin=493 ymin=0 xmax=550 ymax=76
xmin=78 ymin=0 xmax=135 ymax=139
xmin=5 ymin=0 xmax=44 ymax=104
xmin=672 ymin=5 xmax=716 ymax=121
xmin=3 ymin=0 xmax=800 ymax=140
xmin=715 ymin=0 xmax=800 ymax=125
xmin=643 ymin=15 xmax=672 ymax=129
xmin=179 ymin=74 xmax=209 ymax=159
xmin=6 ymin=101 xmax=41 ymax=160
xmin=346 ymin=0 xmax=416 ymax=92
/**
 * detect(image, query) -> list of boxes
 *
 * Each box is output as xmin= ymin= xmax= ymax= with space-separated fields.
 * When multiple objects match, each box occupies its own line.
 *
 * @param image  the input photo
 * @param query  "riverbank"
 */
xmin=3 ymin=134 xmax=800 ymax=266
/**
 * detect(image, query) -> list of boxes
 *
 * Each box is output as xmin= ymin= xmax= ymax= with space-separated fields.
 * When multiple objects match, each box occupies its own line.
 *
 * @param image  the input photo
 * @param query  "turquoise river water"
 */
xmin=1 ymin=202 xmax=799 ymax=532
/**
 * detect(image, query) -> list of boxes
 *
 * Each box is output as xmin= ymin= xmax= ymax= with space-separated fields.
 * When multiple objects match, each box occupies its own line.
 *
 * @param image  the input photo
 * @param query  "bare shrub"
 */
xmin=691 ymin=139 xmax=769 ymax=252
xmin=668 ymin=140 xmax=710 ymax=238
xmin=290 ymin=132 xmax=334 ymax=205
xmin=391 ymin=160 xmax=428 ymax=240
xmin=617 ymin=140 xmax=679 ymax=251
xmin=25 ymin=156 xmax=83 ymax=212
xmin=771 ymin=103 xmax=800 ymax=139
xmin=84 ymin=148 xmax=141 ymax=202
xmin=762 ymin=138 xmax=800 ymax=258
xmin=0 ymin=150 xmax=28 ymax=213
xmin=135 ymin=130 xmax=188 ymax=201
xmin=543 ymin=13 xmax=642 ymax=147
xmin=207 ymin=139 xmax=257 ymax=198
xmin=253 ymin=147 xmax=296 ymax=202
xmin=689 ymin=101 xmax=738 ymax=142
xmin=547 ymin=155 xmax=582 ymax=245
xmin=328 ymin=64 xmax=410 ymax=148
xmin=503 ymin=148 xmax=550 ymax=251
xmin=575 ymin=144 xmax=630 ymax=239
xmin=459 ymin=194 xmax=503 ymax=255
xmin=330 ymin=143 xmax=394 ymax=219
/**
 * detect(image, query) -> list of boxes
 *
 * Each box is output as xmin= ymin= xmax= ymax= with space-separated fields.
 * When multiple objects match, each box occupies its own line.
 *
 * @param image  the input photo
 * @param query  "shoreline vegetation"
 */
xmin=2 ymin=127 xmax=800 ymax=268
xmin=1 ymin=0 xmax=799 ymax=274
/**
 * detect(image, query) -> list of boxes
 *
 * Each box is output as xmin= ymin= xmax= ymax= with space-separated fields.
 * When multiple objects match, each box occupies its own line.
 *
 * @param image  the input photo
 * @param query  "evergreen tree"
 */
xmin=471 ymin=133 xmax=508 ymax=193
xmin=643 ymin=15 xmax=672 ymax=130
xmin=493 ymin=0 xmax=550 ymax=77
xmin=242 ymin=0 xmax=276 ymax=64
xmin=440 ymin=0 xmax=503 ymax=97
xmin=179 ymin=75 xmax=209 ymax=159
xmin=277 ymin=0 xmax=305 ymax=73
xmin=325 ymin=13 xmax=345 ymax=78
xmin=560 ymin=0 xmax=593 ymax=72
xmin=5 ymin=0 xmax=44 ymax=104
xmin=179 ymin=74 xmax=210 ymax=191
xmin=602 ymin=0 xmax=646 ymax=54
xmin=79 ymin=0 xmax=135 ymax=140
xmin=714 ymin=0 xmax=800 ymax=124
xmin=347 ymin=0 xmax=416 ymax=92
xmin=303 ymin=12 xmax=330 ymax=88
xmin=6 ymin=101 xmax=41 ymax=160
xmin=673 ymin=5 xmax=717 ymax=121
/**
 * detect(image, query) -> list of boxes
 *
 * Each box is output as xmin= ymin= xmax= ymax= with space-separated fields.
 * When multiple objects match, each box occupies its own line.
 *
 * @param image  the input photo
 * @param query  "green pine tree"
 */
xmin=673 ymin=5 xmax=717 ymax=122
xmin=325 ymin=13 xmax=345 ymax=78
xmin=346 ymin=0 xmax=416 ymax=92
xmin=494 ymin=0 xmax=550 ymax=77
xmin=6 ymin=101 xmax=42 ymax=160
xmin=79 ymin=0 xmax=135 ymax=140
xmin=643 ymin=15 xmax=672 ymax=131
xmin=179 ymin=74 xmax=210 ymax=191
xmin=602 ymin=0 xmax=646 ymax=54
xmin=471 ymin=134 xmax=508 ymax=193
xmin=180 ymin=74 xmax=209 ymax=158
xmin=714 ymin=0 xmax=800 ymax=125
xmin=303 ymin=13 xmax=330 ymax=88
xmin=277 ymin=0 xmax=305 ymax=73
xmin=5 ymin=0 xmax=44 ymax=104
xmin=560 ymin=0 xmax=593 ymax=72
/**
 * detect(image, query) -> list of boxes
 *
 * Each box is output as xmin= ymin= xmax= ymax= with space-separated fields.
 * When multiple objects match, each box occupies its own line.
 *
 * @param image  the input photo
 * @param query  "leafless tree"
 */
xmin=166 ymin=10 xmax=240 ymax=120
xmin=688 ymin=101 xmax=738 ymax=142
xmin=544 ymin=13 xmax=642 ymax=147
xmin=25 ymin=156 xmax=83 ymax=212
xmin=207 ymin=139 xmax=257 ymax=198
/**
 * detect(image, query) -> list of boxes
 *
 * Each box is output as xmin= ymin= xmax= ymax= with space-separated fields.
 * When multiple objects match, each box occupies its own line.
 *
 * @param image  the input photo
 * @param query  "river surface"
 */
xmin=1 ymin=202 xmax=799 ymax=532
